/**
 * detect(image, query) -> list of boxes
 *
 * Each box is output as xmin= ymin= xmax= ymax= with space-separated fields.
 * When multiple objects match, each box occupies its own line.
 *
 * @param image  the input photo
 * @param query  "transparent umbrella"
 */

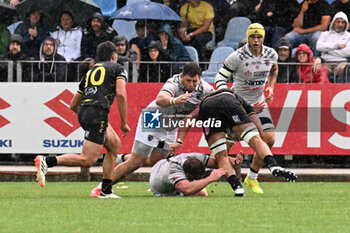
xmin=112 ymin=0 xmax=182 ymax=36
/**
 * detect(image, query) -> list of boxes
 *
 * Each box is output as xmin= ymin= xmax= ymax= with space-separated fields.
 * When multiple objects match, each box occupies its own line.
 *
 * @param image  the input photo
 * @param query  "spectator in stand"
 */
xmin=14 ymin=8 xmax=49 ymax=59
xmin=129 ymin=20 xmax=146 ymax=69
xmin=138 ymin=40 xmax=172 ymax=82
xmin=255 ymin=0 xmax=300 ymax=48
xmin=50 ymin=11 xmax=82 ymax=61
xmin=0 ymin=34 xmax=29 ymax=82
xmin=205 ymin=0 xmax=231 ymax=42
xmin=50 ymin=12 xmax=82 ymax=82
xmin=81 ymin=12 xmax=117 ymax=60
xmin=112 ymin=35 xmax=137 ymax=80
xmin=33 ymin=36 xmax=66 ymax=82
xmin=178 ymin=0 xmax=214 ymax=61
xmin=274 ymin=37 xmax=299 ymax=83
xmin=295 ymin=43 xmax=329 ymax=83
xmin=336 ymin=64 xmax=350 ymax=82
xmin=330 ymin=0 xmax=350 ymax=30
xmin=129 ymin=20 xmax=160 ymax=69
xmin=284 ymin=0 xmax=331 ymax=57
xmin=316 ymin=12 xmax=350 ymax=79
xmin=0 ymin=24 xmax=11 ymax=54
xmin=158 ymin=23 xmax=191 ymax=62
xmin=151 ymin=0 xmax=182 ymax=38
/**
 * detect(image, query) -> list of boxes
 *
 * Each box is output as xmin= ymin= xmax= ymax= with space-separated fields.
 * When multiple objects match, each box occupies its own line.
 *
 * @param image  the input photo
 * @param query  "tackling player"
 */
xmin=150 ymin=153 xmax=243 ymax=196
xmin=214 ymin=23 xmax=280 ymax=194
xmin=35 ymin=41 xmax=130 ymax=198
xmin=90 ymin=62 xmax=214 ymax=197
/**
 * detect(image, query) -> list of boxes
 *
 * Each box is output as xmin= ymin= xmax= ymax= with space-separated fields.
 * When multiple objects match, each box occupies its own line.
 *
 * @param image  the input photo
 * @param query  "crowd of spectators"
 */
xmin=1 ymin=0 xmax=350 ymax=83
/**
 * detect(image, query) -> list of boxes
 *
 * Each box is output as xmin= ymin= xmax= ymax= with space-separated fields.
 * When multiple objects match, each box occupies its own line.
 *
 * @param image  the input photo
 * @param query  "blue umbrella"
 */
xmin=112 ymin=0 xmax=182 ymax=22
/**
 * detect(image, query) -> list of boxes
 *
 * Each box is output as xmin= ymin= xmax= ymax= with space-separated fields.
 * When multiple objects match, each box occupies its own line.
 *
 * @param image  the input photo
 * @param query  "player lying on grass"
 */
xmin=149 ymin=152 xmax=243 ymax=196
xmin=171 ymin=88 xmax=297 ymax=197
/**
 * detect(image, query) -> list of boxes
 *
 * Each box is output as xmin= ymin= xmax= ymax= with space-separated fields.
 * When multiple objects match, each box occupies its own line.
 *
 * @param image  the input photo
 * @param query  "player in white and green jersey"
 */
xmin=214 ymin=23 xmax=279 ymax=194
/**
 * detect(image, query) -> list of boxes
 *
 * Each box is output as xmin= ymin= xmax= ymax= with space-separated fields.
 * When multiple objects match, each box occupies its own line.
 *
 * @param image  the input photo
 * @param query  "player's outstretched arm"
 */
xmin=206 ymin=152 xmax=243 ymax=168
xmin=156 ymin=91 xmax=191 ymax=107
xmin=175 ymin=168 xmax=226 ymax=196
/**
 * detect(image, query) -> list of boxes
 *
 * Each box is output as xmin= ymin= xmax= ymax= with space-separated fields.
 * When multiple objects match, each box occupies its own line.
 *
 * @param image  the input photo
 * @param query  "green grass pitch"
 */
xmin=0 ymin=182 xmax=349 ymax=233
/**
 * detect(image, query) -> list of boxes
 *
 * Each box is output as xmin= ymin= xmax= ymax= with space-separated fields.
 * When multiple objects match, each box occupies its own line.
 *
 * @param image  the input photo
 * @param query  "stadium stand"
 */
xmin=217 ymin=17 xmax=251 ymax=49
xmin=185 ymin=46 xmax=199 ymax=63
xmin=201 ymin=46 xmax=234 ymax=83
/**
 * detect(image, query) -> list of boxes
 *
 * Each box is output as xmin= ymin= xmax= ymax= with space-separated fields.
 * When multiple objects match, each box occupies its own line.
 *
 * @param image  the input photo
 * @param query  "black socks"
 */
xmin=263 ymin=155 xmax=278 ymax=169
xmin=45 ymin=156 xmax=57 ymax=168
xmin=102 ymin=179 xmax=113 ymax=194
xmin=227 ymin=175 xmax=242 ymax=190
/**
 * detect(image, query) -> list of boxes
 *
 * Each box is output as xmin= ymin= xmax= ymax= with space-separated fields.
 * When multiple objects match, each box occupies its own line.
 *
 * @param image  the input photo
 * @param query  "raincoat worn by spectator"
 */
xmin=33 ymin=36 xmax=66 ymax=82
xmin=138 ymin=40 xmax=172 ymax=82
xmin=158 ymin=23 xmax=191 ymax=62
xmin=81 ymin=12 xmax=117 ymax=59
xmin=14 ymin=9 xmax=49 ymax=59
xmin=295 ymin=44 xmax=329 ymax=83
xmin=0 ymin=34 xmax=29 ymax=82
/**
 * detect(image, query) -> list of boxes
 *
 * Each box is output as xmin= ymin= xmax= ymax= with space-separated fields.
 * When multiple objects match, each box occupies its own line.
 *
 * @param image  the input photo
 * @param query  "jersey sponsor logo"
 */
xmin=0 ymin=98 xmax=11 ymax=129
xmin=251 ymin=61 xmax=262 ymax=65
xmin=143 ymin=110 xmax=162 ymax=129
xmin=245 ymin=70 xmax=252 ymax=75
xmin=44 ymin=90 xmax=81 ymax=137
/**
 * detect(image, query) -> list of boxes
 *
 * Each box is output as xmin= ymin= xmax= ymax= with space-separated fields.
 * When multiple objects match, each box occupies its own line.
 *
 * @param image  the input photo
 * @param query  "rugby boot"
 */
xmin=244 ymin=176 xmax=263 ymax=194
xmin=271 ymin=167 xmax=297 ymax=182
xmin=98 ymin=191 xmax=121 ymax=199
xmin=234 ymin=185 xmax=244 ymax=197
xmin=34 ymin=155 xmax=48 ymax=187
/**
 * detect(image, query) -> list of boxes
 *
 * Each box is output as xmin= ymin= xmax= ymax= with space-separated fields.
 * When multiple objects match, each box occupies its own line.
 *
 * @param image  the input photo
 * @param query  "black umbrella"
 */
xmin=0 ymin=2 xmax=20 ymax=26
xmin=16 ymin=0 xmax=101 ymax=30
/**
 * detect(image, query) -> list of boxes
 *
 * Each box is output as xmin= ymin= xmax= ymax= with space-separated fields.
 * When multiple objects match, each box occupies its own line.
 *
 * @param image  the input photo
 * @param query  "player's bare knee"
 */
xmin=81 ymin=157 xmax=97 ymax=167
xmin=129 ymin=154 xmax=147 ymax=168
xmin=105 ymin=136 xmax=121 ymax=152
xmin=261 ymin=132 xmax=275 ymax=148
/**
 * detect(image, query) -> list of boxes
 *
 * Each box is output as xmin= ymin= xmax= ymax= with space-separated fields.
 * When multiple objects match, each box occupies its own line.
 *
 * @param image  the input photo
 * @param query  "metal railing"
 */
xmin=1 ymin=60 xmax=350 ymax=83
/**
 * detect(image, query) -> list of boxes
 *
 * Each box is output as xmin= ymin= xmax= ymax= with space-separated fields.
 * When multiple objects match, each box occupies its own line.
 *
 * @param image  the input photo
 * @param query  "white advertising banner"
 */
xmin=0 ymin=83 xmax=84 ymax=153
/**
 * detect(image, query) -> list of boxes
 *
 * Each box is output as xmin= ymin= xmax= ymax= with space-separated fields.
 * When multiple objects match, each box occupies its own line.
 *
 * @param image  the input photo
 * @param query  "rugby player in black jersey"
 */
xmin=35 ymin=41 xmax=130 ymax=198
